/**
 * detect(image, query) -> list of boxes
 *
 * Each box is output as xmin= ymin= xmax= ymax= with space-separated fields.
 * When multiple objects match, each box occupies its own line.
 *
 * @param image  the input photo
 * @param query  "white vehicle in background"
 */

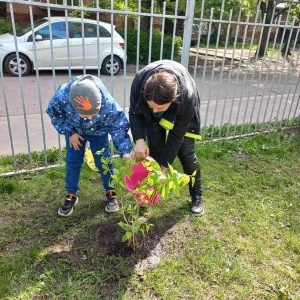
xmin=0 ymin=17 xmax=125 ymax=76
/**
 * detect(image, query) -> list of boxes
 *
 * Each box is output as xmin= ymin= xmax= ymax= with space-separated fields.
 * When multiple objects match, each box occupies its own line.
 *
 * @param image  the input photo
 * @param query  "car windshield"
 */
xmin=14 ymin=19 xmax=48 ymax=37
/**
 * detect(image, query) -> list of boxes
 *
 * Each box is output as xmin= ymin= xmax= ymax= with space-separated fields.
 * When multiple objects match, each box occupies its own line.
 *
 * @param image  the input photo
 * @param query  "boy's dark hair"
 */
xmin=144 ymin=71 xmax=179 ymax=105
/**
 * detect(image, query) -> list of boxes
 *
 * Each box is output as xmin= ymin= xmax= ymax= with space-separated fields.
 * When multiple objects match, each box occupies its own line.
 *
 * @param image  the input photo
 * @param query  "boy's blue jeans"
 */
xmin=65 ymin=134 xmax=113 ymax=195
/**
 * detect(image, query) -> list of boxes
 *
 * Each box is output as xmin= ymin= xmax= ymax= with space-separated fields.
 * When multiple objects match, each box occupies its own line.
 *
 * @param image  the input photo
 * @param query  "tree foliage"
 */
xmin=96 ymin=0 xmax=300 ymax=58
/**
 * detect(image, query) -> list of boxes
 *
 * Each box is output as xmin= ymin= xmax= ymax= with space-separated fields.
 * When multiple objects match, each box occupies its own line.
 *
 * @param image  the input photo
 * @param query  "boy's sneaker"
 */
xmin=105 ymin=190 xmax=119 ymax=212
xmin=191 ymin=196 xmax=204 ymax=216
xmin=58 ymin=194 xmax=78 ymax=217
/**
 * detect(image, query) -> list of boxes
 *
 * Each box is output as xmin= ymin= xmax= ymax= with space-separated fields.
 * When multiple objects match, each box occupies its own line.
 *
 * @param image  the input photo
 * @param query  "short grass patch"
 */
xmin=0 ymin=129 xmax=299 ymax=299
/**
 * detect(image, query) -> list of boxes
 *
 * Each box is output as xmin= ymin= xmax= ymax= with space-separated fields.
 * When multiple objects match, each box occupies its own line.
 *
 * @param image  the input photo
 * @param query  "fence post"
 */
xmin=180 ymin=0 xmax=195 ymax=68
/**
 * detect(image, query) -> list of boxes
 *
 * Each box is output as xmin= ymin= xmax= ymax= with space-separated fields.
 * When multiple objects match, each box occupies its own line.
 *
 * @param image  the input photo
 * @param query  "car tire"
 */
xmin=4 ymin=53 xmax=31 ymax=77
xmin=101 ymin=55 xmax=121 ymax=75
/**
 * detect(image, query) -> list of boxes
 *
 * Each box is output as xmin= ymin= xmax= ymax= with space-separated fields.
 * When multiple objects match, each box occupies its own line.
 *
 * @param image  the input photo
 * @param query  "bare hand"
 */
xmin=123 ymin=153 xmax=133 ymax=161
xmin=69 ymin=133 xmax=84 ymax=150
xmin=133 ymin=139 xmax=149 ymax=158
xmin=161 ymin=166 xmax=168 ymax=174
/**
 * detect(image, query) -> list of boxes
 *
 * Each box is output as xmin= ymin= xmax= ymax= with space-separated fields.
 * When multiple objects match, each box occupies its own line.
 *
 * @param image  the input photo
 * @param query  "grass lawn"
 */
xmin=0 ymin=129 xmax=299 ymax=300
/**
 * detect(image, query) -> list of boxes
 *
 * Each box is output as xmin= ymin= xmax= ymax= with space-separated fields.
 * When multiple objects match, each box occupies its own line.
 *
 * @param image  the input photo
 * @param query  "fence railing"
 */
xmin=0 ymin=0 xmax=299 ymax=175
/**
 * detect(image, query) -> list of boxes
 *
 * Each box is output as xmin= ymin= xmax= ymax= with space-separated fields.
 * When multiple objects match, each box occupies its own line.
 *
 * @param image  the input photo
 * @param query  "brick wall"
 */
xmin=6 ymin=3 xmax=46 ymax=25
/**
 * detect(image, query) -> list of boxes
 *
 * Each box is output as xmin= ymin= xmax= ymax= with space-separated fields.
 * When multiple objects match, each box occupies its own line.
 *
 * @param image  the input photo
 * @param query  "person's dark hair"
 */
xmin=144 ymin=71 xmax=179 ymax=105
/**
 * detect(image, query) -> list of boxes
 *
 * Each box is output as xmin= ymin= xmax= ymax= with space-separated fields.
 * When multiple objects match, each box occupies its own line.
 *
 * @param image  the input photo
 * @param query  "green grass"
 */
xmin=0 ymin=129 xmax=299 ymax=299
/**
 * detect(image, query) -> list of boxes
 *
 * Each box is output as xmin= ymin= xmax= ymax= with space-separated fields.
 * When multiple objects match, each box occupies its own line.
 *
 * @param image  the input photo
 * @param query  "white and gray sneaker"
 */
xmin=58 ymin=194 xmax=78 ymax=217
xmin=191 ymin=196 xmax=204 ymax=216
xmin=105 ymin=190 xmax=119 ymax=212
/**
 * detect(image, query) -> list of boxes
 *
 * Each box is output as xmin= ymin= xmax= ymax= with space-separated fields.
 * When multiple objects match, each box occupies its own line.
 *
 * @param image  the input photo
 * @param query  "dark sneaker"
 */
xmin=105 ymin=190 xmax=119 ymax=212
xmin=191 ymin=196 xmax=204 ymax=215
xmin=58 ymin=194 xmax=78 ymax=217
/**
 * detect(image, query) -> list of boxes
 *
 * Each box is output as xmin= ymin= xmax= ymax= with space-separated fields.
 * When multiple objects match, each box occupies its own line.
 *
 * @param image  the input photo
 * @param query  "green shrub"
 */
xmin=68 ymin=9 xmax=90 ymax=18
xmin=0 ymin=18 xmax=12 ymax=35
xmin=122 ymin=29 xmax=182 ymax=64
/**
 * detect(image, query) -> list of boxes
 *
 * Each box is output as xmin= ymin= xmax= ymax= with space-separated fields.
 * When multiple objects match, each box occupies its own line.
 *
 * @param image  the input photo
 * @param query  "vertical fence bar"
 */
xmin=136 ymin=0 xmax=142 ymax=73
xmin=253 ymin=27 xmax=277 ymax=132
xmin=217 ymin=10 xmax=233 ymax=138
xmin=0 ymin=71 xmax=16 ymax=169
xmin=222 ymin=4 xmax=243 ymax=138
xmin=234 ymin=2 xmax=262 ymax=136
xmin=260 ymin=17 xmax=282 ymax=128
xmin=244 ymin=12 xmax=270 ymax=135
xmin=180 ymin=0 xmax=195 ymax=68
xmin=273 ymin=22 xmax=296 ymax=126
xmin=159 ymin=2 xmax=166 ymax=61
xmin=170 ymin=0 xmax=179 ymax=61
xmin=148 ymin=0 xmax=154 ymax=64
xmin=269 ymin=17 xmax=296 ymax=129
xmin=265 ymin=15 xmax=289 ymax=131
xmin=278 ymin=19 xmax=299 ymax=127
xmin=63 ymin=2 xmax=72 ymax=80
xmin=202 ymin=8 xmax=215 ymax=133
xmin=225 ymin=12 xmax=250 ymax=137
xmin=96 ymin=0 xmax=101 ymax=78
xmin=209 ymin=0 xmax=225 ymax=138
xmin=29 ymin=3 xmax=48 ymax=165
xmin=80 ymin=0 xmax=87 ymax=76
xmin=285 ymin=44 xmax=300 ymax=125
xmin=110 ymin=0 xmax=115 ymax=96
xmin=192 ymin=0 xmax=205 ymax=80
xmin=123 ymin=0 xmax=128 ymax=111
xmin=9 ymin=2 xmax=32 ymax=165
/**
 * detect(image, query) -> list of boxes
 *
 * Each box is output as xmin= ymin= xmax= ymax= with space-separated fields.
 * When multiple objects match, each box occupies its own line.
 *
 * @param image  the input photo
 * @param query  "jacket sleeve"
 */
xmin=102 ymin=95 xmax=132 ymax=157
xmin=46 ymin=85 xmax=77 ymax=136
xmin=128 ymin=73 xmax=147 ymax=142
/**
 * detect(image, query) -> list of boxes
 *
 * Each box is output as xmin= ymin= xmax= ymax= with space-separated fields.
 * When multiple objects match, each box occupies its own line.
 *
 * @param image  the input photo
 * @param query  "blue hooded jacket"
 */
xmin=46 ymin=75 xmax=132 ymax=156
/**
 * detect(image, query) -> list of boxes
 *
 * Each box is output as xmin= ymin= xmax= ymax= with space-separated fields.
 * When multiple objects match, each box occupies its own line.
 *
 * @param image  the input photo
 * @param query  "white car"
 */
xmin=0 ymin=17 xmax=125 ymax=76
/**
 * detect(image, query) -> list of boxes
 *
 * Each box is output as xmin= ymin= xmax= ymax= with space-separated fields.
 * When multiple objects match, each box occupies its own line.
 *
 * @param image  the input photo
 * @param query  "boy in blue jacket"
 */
xmin=46 ymin=74 xmax=132 ymax=216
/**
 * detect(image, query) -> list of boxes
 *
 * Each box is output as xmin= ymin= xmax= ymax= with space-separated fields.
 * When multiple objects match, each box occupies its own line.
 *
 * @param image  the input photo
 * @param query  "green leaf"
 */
xmin=122 ymin=231 xmax=132 ymax=242
xmin=168 ymin=163 xmax=174 ymax=175
xmin=161 ymin=185 xmax=166 ymax=198
xmin=168 ymin=181 xmax=174 ymax=190
xmin=133 ymin=223 xmax=141 ymax=233
xmin=118 ymin=221 xmax=131 ymax=231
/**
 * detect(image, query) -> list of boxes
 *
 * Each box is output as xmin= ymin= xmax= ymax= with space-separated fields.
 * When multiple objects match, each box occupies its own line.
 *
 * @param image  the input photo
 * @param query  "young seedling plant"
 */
xmin=96 ymin=150 xmax=194 ymax=251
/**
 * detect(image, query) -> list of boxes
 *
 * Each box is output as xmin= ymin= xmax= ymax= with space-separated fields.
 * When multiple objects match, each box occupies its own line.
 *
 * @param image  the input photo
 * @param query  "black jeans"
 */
xmin=145 ymin=120 xmax=202 ymax=199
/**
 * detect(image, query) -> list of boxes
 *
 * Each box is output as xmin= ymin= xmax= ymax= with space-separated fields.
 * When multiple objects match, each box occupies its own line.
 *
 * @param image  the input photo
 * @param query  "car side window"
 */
xmin=83 ymin=23 xmax=97 ymax=37
xmin=72 ymin=23 xmax=82 ymax=38
xmin=70 ymin=23 xmax=111 ymax=38
xmin=32 ymin=22 xmax=67 ymax=41
xmin=51 ymin=22 xmax=67 ymax=39
xmin=99 ymin=26 xmax=111 ymax=37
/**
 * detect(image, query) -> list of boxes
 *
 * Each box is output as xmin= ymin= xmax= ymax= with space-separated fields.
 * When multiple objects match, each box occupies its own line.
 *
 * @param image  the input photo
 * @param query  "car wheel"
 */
xmin=4 ymin=53 xmax=31 ymax=77
xmin=101 ymin=56 xmax=121 ymax=75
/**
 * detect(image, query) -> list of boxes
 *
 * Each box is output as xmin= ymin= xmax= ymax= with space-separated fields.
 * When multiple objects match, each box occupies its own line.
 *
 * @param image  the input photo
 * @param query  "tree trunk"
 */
xmin=140 ymin=0 xmax=151 ymax=31
xmin=256 ymin=1 xmax=275 ymax=57
xmin=257 ymin=26 xmax=271 ymax=57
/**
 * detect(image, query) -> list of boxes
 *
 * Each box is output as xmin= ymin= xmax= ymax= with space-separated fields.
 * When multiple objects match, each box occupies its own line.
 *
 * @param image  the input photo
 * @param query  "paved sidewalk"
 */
xmin=189 ymin=47 xmax=300 ymax=73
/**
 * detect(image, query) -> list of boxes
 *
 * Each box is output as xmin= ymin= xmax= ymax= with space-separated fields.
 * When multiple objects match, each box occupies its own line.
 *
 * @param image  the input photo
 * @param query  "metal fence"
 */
xmin=0 ymin=0 xmax=299 ymax=175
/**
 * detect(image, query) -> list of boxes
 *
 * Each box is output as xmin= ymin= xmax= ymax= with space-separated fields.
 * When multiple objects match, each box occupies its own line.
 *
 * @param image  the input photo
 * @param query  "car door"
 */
xmin=30 ymin=21 xmax=70 ymax=68
xmin=69 ymin=21 xmax=104 ymax=67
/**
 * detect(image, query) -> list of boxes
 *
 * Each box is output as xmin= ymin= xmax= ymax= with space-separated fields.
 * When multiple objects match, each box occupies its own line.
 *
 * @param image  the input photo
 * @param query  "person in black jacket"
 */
xmin=129 ymin=60 xmax=204 ymax=215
